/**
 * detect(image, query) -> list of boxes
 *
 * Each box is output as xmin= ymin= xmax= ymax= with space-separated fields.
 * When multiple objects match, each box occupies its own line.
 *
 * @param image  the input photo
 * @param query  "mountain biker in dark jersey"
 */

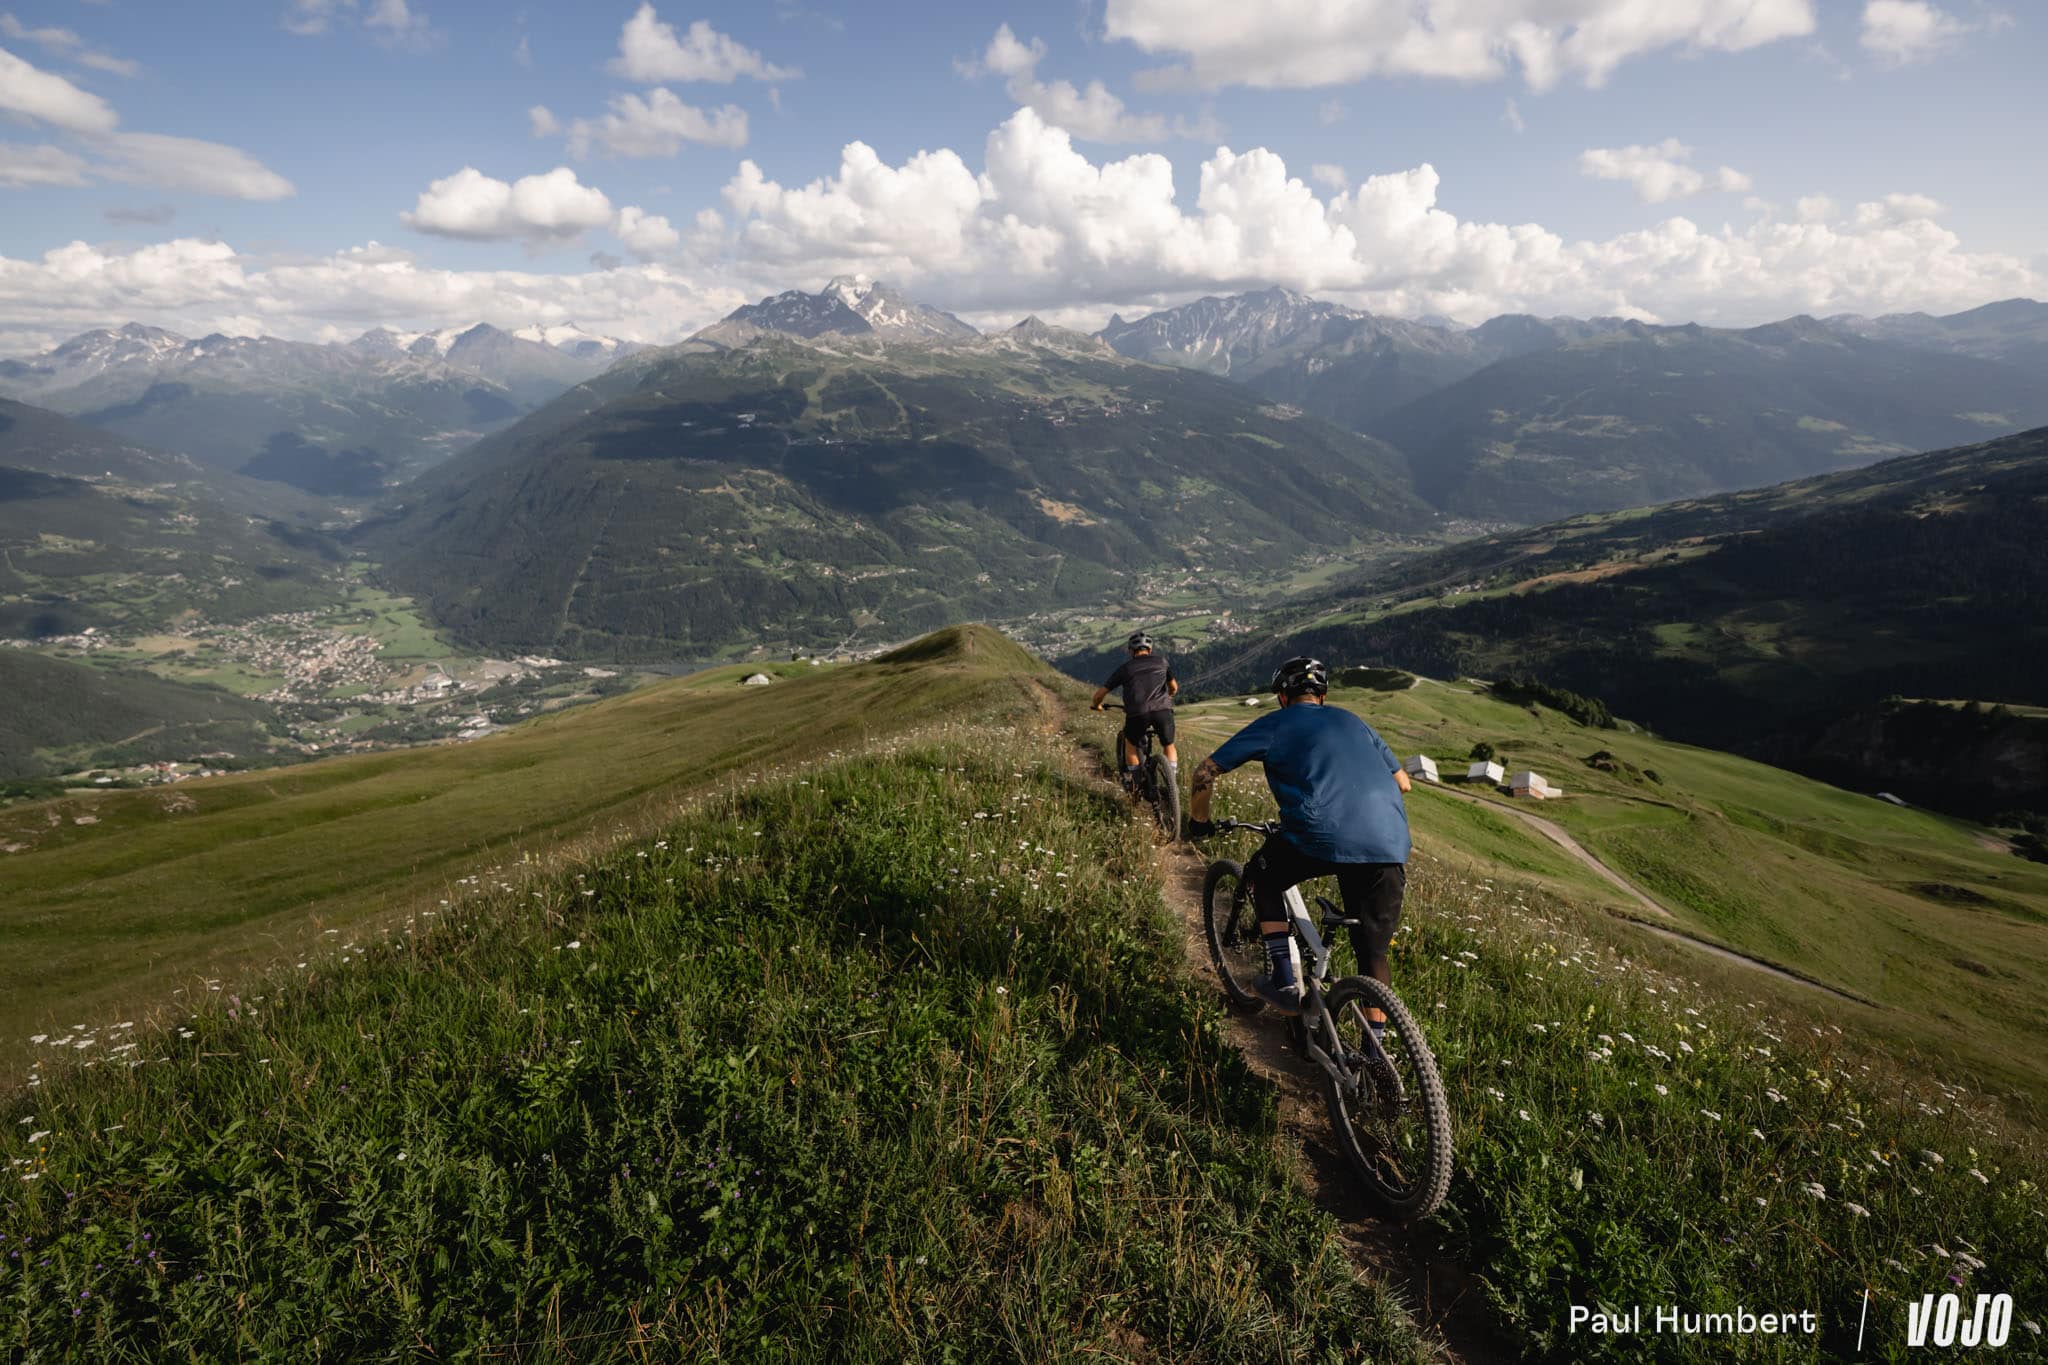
xmin=1186 ymin=656 xmax=1412 ymax=1017
xmin=1090 ymin=631 xmax=1179 ymax=793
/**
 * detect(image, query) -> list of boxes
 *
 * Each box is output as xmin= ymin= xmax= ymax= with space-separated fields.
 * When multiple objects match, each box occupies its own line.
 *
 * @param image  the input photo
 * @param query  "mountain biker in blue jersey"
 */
xmin=1186 ymin=656 xmax=1412 ymax=1016
xmin=1090 ymin=631 xmax=1179 ymax=794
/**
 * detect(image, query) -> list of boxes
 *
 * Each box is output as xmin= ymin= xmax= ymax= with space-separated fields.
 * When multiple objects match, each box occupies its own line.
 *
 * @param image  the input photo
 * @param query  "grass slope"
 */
xmin=0 ymin=627 xmax=1052 ymax=1061
xmin=1169 ymin=427 xmax=2048 ymax=816
xmin=0 ymin=651 xmax=282 ymax=780
xmin=1 ymin=664 xmax=1427 ymax=1361
xmin=1177 ymin=684 xmax=2048 ymax=1105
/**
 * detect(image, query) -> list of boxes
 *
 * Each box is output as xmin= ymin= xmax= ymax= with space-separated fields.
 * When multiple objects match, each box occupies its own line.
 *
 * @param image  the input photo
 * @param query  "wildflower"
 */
xmin=1749 ymin=1128 xmax=1766 ymax=1140
xmin=1699 ymin=1109 xmax=1722 ymax=1122
xmin=1654 ymin=1084 xmax=1669 ymax=1096
xmin=1844 ymin=1202 xmax=1870 ymax=1217
xmin=1920 ymin=1150 xmax=1944 ymax=1165
xmin=566 ymin=940 xmax=582 ymax=950
xmin=1517 ymin=1109 xmax=1532 ymax=1122
xmin=1587 ymin=1112 xmax=1605 ymax=1128
xmin=1967 ymin=1168 xmax=1988 ymax=1184
xmin=1802 ymin=1182 xmax=1826 ymax=1200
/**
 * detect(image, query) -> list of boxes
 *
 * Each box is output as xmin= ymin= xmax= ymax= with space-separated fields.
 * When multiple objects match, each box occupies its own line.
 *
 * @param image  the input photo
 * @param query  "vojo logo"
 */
xmin=1905 ymin=1294 xmax=2014 ymax=1349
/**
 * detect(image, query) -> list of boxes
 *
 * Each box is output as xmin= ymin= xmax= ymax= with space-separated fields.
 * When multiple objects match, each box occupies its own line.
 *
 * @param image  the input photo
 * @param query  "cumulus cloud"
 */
xmin=1310 ymin=163 xmax=1348 ymax=191
xmin=0 ymin=43 xmax=119 ymax=131
xmin=364 ymin=0 xmax=440 ymax=52
xmin=959 ymin=24 xmax=1211 ymax=143
xmin=529 ymin=105 xmax=559 ymax=138
xmin=403 ymin=166 xmax=617 ymax=242
xmin=1578 ymin=139 xmax=1750 ymax=203
xmin=0 ymin=235 xmax=749 ymax=353
xmin=0 ymin=141 xmax=91 ymax=187
xmin=609 ymin=4 xmax=797 ymax=83
xmin=0 ymin=13 xmax=138 ymax=76
xmin=705 ymin=109 xmax=2036 ymax=327
xmin=1104 ymin=0 xmax=1818 ymax=91
xmin=3 ymin=111 xmax=2034 ymax=353
xmin=567 ymin=89 xmax=749 ymax=158
xmin=281 ymin=0 xmax=353 ymax=37
xmin=614 ymin=205 xmax=681 ymax=259
xmin=1859 ymin=1 xmax=1968 ymax=64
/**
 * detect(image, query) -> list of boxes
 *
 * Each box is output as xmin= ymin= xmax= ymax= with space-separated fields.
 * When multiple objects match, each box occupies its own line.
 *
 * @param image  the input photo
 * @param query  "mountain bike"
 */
xmin=1098 ymin=702 xmax=1180 ymax=840
xmin=1201 ymin=819 xmax=1451 ymax=1221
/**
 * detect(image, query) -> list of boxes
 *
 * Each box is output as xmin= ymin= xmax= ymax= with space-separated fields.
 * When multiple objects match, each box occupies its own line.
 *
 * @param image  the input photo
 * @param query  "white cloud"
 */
xmin=1503 ymin=98 xmax=1526 ymax=134
xmin=1578 ymin=139 xmax=1749 ymax=203
xmin=959 ymin=24 xmax=1209 ymax=144
xmin=529 ymin=105 xmax=559 ymax=138
xmin=0 ymin=43 xmax=119 ymax=131
xmin=402 ymin=166 xmax=618 ymax=242
xmin=0 ymin=235 xmax=749 ymax=353
xmin=281 ymin=0 xmax=353 ymax=37
xmin=609 ymin=4 xmax=797 ymax=83
xmin=614 ymin=205 xmax=681 ymax=258
xmin=364 ymin=0 xmax=440 ymax=52
xmin=567 ymin=89 xmax=749 ymax=158
xmin=0 ymin=13 xmax=137 ymax=76
xmin=1859 ymin=1 xmax=1968 ymax=64
xmin=514 ymin=33 xmax=532 ymax=68
xmin=1104 ymin=0 xmax=1819 ymax=91
xmin=91 ymin=132 xmax=296 ymax=200
xmin=0 ymin=141 xmax=91 ymax=187
xmin=1317 ymin=98 xmax=1345 ymax=126
xmin=1 ymin=111 xmax=2033 ymax=355
xmin=0 ymin=46 xmax=288 ymax=200
xmin=1796 ymin=194 xmax=1835 ymax=222
xmin=1310 ymin=163 xmax=1348 ymax=191
xmin=705 ymin=109 xmax=2036 ymax=327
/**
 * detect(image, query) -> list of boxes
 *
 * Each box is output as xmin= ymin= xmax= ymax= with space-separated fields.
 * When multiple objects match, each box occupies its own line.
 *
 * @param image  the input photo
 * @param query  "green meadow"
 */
xmin=3 ymin=629 xmax=2043 ymax=1361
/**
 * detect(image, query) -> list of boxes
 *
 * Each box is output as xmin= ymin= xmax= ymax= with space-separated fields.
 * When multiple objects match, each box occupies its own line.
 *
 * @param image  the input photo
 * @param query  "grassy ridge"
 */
xmin=2 ymin=724 xmax=1427 ymax=1361
xmin=0 ymin=629 xmax=1047 ymax=1061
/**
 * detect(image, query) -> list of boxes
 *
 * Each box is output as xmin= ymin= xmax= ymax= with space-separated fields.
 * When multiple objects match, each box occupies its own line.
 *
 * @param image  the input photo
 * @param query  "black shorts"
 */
xmin=1247 ymin=835 xmax=1406 ymax=973
xmin=1121 ymin=708 xmax=1175 ymax=750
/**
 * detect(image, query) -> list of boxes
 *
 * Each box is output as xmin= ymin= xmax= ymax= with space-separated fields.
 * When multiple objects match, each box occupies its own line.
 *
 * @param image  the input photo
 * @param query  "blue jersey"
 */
xmin=1208 ymin=702 xmax=1410 ymax=864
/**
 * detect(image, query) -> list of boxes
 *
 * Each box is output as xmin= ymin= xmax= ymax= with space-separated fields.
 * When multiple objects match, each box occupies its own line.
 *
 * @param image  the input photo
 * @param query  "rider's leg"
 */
xmin=1118 ymin=723 xmax=1142 ymax=787
xmin=1246 ymin=838 xmax=1310 ymax=1001
xmin=1155 ymin=712 xmax=1179 ymax=775
xmin=1337 ymin=862 xmax=1406 ymax=1028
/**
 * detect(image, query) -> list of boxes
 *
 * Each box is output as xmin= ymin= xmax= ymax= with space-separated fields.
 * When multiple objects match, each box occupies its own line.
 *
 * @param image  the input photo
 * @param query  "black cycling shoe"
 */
xmin=1252 ymin=973 xmax=1305 ymax=1016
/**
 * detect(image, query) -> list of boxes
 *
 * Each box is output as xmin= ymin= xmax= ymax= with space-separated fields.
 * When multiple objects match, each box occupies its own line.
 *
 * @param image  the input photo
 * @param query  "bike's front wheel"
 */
xmin=1145 ymin=754 xmax=1180 ymax=840
xmin=1320 ymin=974 xmax=1452 ymax=1222
xmin=1201 ymin=860 xmax=1263 ymax=1011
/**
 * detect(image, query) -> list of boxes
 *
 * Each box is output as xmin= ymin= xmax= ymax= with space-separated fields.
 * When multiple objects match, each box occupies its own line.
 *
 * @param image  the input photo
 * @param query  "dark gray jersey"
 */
xmin=1103 ymin=653 xmax=1176 ymax=714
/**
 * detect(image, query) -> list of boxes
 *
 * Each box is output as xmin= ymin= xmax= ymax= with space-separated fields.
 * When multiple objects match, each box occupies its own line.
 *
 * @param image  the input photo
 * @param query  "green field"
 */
xmin=0 ymin=631 xmax=1040 ymax=1063
xmin=1179 ymin=682 xmax=2048 ymax=1107
xmin=5 ymin=626 xmax=2042 ymax=1361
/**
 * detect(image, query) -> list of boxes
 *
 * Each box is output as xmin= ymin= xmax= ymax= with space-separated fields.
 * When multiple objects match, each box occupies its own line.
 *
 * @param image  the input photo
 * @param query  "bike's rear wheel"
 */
xmin=1320 ymin=974 xmax=1452 ymax=1222
xmin=1201 ymin=860 xmax=1264 ymax=1011
xmin=1145 ymin=754 xmax=1180 ymax=839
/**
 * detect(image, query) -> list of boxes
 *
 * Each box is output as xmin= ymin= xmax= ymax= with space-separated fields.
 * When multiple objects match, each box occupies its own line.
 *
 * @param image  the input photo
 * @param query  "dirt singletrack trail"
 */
xmin=1055 ymin=712 xmax=1507 ymax=1365
xmin=1417 ymin=782 xmax=1871 ymax=1006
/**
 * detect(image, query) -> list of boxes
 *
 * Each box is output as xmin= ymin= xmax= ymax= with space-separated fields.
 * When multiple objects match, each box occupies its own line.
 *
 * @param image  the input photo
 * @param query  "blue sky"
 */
xmin=0 ymin=1 xmax=2041 ymax=347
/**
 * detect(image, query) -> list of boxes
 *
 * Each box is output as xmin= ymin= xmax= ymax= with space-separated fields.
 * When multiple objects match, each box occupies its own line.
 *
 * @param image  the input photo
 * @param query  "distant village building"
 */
xmin=1241 ymin=696 xmax=1262 ymax=707
xmin=741 ymin=672 xmax=775 ymax=686
xmin=1403 ymin=755 xmax=1441 ymax=783
xmin=1466 ymin=760 xmax=1507 ymax=785
xmin=1509 ymin=771 xmax=1564 ymax=799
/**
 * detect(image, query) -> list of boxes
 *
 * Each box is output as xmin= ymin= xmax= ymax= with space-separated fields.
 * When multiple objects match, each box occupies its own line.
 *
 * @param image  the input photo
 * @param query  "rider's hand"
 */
xmin=1185 ymin=818 xmax=1216 ymax=840
xmin=1090 ymin=703 xmax=1105 ymax=712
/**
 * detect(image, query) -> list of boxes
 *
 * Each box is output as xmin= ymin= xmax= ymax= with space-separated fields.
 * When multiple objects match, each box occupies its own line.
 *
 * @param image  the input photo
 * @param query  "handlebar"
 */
xmin=1212 ymin=818 xmax=1281 ymax=835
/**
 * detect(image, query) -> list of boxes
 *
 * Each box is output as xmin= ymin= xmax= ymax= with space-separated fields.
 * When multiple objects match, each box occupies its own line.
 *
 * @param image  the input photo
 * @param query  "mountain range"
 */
xmin=357 ymin=309 xmax=1424 ymax=659
xmin=0 ymin=321 xmax=639 ymax=497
